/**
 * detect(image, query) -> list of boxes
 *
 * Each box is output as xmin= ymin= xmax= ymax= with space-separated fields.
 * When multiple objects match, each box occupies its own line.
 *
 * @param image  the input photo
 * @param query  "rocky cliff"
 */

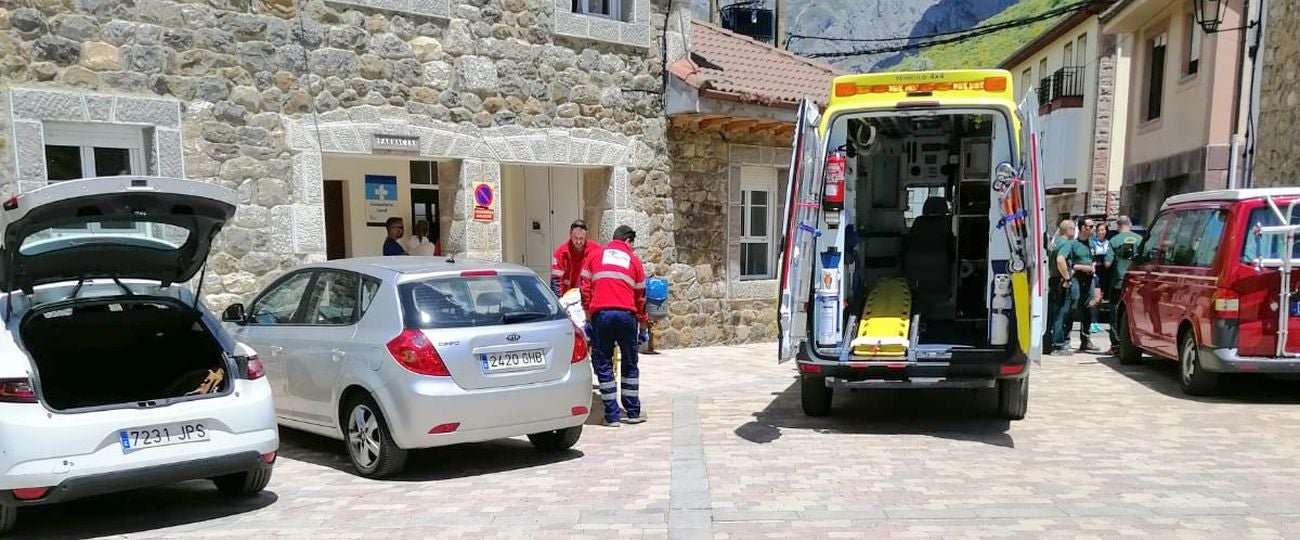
xmin=695 ymin=0 xmax=1025 ymax=72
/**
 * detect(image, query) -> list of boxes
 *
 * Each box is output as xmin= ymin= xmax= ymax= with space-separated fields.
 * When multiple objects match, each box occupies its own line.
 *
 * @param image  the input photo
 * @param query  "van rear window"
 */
xmin=397 ymin=274 xmax=563 ymax=329
xmin=1241 ymin=208 xmax=1300 ymax=262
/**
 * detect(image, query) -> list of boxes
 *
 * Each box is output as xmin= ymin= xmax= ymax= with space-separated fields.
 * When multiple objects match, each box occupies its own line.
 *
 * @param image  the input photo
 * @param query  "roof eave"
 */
xmin=998 ymin=2 xmax=1112 ymax=69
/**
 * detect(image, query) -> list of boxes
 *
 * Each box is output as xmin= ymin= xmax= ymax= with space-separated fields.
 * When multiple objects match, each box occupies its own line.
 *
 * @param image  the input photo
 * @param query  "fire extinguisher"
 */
xmin=824 ymin=150 xmax=846 ymax=212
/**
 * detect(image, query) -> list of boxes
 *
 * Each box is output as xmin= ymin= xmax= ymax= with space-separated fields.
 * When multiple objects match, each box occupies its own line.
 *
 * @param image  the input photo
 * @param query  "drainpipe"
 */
xmin=1227 ymin=0 xmax=1252 ymax=189
xmin=1243 ymin=0 xmax=1268 ymax=187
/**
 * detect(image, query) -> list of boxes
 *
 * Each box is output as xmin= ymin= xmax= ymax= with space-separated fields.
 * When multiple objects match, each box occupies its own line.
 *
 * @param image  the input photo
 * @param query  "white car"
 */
xmin=0 ymin=177 xmax=279 ymax=536
xmin=223 ymin=257 xmax=592 ymax=478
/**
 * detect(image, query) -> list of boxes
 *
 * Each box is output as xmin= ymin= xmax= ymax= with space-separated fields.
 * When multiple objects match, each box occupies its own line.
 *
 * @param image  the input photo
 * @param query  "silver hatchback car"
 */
xmin=222 ymin=257 xmax=591 ymax=478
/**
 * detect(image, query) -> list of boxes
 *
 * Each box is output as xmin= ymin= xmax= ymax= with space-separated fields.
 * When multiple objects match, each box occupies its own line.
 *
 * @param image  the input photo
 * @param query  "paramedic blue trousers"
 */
xmin=591 ymin=309 xmax=641 ymax=423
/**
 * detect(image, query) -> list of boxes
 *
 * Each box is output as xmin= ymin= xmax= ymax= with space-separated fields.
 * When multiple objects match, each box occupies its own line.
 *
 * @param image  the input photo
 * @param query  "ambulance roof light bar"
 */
xmin=835 ymin=77 xmax=1008 ymax=98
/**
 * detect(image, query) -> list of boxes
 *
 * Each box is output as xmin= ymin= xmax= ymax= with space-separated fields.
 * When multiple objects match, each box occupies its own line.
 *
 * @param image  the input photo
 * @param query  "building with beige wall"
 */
xmin=1001 ymin=1 xmax=1124 ymax=225
xmin=1102 ymin=0 xmax=1252 ymax=225
xmin=1252 ymin=0 xmax=1300 ymax=187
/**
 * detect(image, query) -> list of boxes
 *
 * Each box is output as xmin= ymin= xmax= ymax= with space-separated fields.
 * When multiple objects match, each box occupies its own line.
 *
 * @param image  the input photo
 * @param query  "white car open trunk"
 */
xmin=19 ymin=295 xmax=232 ymax=411
xmin=0 ymin=176 xmax=239 ymax=412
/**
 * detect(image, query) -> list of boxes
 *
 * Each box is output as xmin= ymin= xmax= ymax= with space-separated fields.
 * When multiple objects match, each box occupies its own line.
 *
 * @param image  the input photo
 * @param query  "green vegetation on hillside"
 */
xmin=891 ymin=0 xmax=1072 ymax=71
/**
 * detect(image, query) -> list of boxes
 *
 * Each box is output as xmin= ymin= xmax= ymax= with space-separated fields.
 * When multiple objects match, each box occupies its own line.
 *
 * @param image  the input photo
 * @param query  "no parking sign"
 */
xmin=473 ymin=183 xmax=494 ymax=222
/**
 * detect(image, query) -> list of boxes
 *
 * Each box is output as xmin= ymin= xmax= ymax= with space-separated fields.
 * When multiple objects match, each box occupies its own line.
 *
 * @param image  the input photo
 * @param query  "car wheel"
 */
xmin=213 ymin=466 xmax=273 ymax=497
xmin=800 ymin=374 xmax=832 ymax=417
xmin=1179 ymin=331 xmax=1219 ymax=396
xmin=997 ymin=378 xmax=1029 ymax=420
xmin=528 ymin=425 xmax=583 ymax=452
xmin=344 ymin=395 xmax=408 ymax=479
xmin=0 ymin=503 xmax=15 ymax=536
xmin=1117 ymin=309 xmax=1142 ymax=365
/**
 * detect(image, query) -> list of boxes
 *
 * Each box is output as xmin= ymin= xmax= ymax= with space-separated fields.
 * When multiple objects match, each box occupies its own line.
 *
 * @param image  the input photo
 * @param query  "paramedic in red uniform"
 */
xmin=551 ymin=219 xmax=601 ymax=297
xmin=580 ymin=225 xmax=647 ymax=426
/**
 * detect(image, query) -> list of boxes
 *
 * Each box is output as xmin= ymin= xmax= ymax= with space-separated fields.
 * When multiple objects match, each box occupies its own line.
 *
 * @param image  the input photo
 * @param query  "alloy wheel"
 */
xmin=347 ymin=404 xmax=382 ymax=469
xmin=1181 ymin=337 xmax=1197 ymax=385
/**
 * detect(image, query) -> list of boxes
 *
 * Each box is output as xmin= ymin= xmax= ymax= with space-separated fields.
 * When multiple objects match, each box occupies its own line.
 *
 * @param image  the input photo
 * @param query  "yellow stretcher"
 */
xmin=850 ymin=277 xmax=913 ymax=358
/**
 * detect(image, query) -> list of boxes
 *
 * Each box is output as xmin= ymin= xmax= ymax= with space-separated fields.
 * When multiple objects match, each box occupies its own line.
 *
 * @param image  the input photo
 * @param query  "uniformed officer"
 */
xmin=1105 ymin=215 xmax=1143 ymax=354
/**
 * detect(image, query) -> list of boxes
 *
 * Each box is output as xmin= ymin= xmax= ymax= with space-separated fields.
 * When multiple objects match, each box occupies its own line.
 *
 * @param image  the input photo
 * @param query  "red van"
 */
xmin=1116 ymin=188 xmax=1300 ymax=395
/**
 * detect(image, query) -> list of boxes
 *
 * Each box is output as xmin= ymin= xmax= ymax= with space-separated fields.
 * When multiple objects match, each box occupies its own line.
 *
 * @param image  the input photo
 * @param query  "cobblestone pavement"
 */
xmin=15 ymin=339 xmax=1300 ymax=539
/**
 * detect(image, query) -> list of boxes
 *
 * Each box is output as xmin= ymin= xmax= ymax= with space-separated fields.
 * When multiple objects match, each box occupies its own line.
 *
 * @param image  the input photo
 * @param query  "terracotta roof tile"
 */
xmin=674 ymin=20 xmax=842 ymax=108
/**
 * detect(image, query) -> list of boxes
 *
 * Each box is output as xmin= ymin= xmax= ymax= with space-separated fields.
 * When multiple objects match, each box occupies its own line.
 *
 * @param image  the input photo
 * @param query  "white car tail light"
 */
xmin=0 ymin=378 xmax=37 ymax=403
xmin=387 ymin=329 xmax=451 ymax=376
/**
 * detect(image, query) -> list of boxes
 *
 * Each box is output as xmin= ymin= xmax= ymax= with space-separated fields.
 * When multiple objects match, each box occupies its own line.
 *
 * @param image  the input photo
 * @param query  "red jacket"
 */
xmin=580 ymin=240 xmax=647 ymax=324
xmin=551 ymin=240 xmax=600 ymax=296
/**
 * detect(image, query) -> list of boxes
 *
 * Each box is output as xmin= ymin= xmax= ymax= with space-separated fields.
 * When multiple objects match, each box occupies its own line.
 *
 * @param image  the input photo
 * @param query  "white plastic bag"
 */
xmin=559 ymin=288 xmax=587 ymax=330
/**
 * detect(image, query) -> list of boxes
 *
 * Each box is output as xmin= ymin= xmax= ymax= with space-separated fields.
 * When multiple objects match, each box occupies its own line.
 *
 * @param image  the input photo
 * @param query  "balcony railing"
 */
xmin=1050 ymin=66 xmax=1085 ymax=100
xmin=1037 ymin=66 xmax=1086 ymax=114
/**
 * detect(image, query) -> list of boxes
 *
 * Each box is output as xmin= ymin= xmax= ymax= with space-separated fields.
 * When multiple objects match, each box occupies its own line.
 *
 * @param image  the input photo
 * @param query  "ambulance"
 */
xmin=777 ymin=69 xmax=1047 ymax=420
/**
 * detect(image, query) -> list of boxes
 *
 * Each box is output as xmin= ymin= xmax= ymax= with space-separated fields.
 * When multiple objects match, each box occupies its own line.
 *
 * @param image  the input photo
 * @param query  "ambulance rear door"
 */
xmin=777 ymin=99 xmax=824 ymax=363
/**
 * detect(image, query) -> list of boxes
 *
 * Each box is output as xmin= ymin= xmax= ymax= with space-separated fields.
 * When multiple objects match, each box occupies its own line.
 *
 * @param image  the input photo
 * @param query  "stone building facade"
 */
xmin=0 ymin=0 xmax=700 ymax=336
xmin=663 ymin=20 xmax=836 ymax=347
xmin=999 ymin=3 xmax=1125 ymax=226
xmin=1252 ymin=0 xmax=1300 ymax=187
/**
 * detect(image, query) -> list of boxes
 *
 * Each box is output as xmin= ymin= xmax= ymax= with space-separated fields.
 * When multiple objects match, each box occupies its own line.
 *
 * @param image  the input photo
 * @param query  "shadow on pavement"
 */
xmin=735 ymin=378 xmax=1015 ymax=448
xmin=13 ymin=483 xmax=276 ymax=540
xmin=277 ymin=427 xmax=584 ymax=482
xmin=1096 ymin=354 xmax=1300 ymax=404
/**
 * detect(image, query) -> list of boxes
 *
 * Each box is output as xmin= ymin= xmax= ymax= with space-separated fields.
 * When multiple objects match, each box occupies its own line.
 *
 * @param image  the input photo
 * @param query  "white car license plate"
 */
xmin=119 ymin=422 xmax=209 ymax=452
xmin=481 ymin=349 xmax=546 ymax=373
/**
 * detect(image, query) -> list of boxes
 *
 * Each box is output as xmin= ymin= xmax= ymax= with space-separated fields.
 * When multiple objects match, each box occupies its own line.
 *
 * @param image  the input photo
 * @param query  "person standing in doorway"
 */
xmin=382 ymin=217 xmax=406 ymax=256
xmin=580 ymin=225 xmax=648 ymax=426
xmin=1089 ymin=221 xmax=1111 ymax=335
xmin=551 ymin=220 xmax=601 ymax=297
xmin=1105 ymin=215 xmax=1143 ymax=354
xmin=406 ymin=220 xmax=437 ymax=256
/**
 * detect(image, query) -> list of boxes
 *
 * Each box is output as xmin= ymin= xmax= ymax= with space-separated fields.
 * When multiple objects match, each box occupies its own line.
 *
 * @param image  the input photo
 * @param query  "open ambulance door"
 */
xmin=777 ymin=99 xmax=824 ymax=363
xmin=1017 ymin=92 xmax=1048 ymax=364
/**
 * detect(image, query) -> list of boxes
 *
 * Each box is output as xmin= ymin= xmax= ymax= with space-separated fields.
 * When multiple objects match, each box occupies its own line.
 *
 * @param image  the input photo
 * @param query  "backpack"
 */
xmin=1114 ymin=238 xmax=1138 ymax=261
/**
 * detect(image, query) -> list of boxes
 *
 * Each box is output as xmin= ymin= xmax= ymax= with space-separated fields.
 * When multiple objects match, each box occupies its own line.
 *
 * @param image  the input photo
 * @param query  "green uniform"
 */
xmin=1106 ymin=231 xmax=1142 ymax=289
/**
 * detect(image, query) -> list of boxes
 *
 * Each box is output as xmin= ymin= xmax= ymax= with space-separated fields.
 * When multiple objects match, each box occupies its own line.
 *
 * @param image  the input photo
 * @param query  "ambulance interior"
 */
xmin=817 ymin=110 xmax=1015 ymax=356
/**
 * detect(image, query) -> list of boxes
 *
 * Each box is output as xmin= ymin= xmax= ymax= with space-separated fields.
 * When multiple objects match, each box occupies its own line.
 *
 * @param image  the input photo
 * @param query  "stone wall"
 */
xmin=0 ymin=0 xmax=681 ymax=313
xmin=658 ymin=122 xmax=790 ymax=348
xmin=1253 ymin=0 xmax=1300 ymax=187
xmin=1088 ymin=33 xmax=1117 ymax=215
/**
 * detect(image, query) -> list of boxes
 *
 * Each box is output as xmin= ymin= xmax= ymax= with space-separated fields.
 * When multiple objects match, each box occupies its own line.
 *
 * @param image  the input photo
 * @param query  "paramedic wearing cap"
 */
xmin=551 ymin=220 xmax=601 ymax=297
xmin=580 ymin=225 xmax=648 ymax=426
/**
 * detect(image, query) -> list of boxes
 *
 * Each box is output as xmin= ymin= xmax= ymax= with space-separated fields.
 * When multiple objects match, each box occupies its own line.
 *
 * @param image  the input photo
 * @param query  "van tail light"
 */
xmin=571 ymin=324 xmax=589 ymax=363
xmin=11 ymin=487 xmax=49 ymax=501
xmin=1213 ymin=289 xmax=1240 ymax=320
xmin=387 ymin=329 xmax=451 ymax=376
xmin=240 ymin=355 xmax=266 ymax=380
xmin=0 ymin=378 xmax=37 ymax=403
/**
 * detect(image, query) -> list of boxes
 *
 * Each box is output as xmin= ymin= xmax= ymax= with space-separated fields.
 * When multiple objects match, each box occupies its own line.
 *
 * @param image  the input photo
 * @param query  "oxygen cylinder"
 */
xmin=816 ymin=249 xmax=843 ymax=348
xmin=990 ymin=274 xmax=1012 ymax=346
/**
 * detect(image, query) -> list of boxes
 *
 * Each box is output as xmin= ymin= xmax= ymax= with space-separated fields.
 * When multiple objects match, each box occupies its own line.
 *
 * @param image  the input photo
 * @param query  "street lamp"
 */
xmin=1193 ymin=0 xmax=1230 ymax=33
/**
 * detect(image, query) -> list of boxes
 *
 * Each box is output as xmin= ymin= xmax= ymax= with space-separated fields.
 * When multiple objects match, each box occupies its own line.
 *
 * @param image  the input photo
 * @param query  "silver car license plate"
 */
xmin=119 ymin=422 xmax=209 ymax=453
xmin=481 ymin=349 xmax=546 ymax=373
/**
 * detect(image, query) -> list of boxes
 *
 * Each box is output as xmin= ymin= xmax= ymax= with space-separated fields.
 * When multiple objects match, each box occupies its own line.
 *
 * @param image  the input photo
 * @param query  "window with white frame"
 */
xmin=1145 ymin=31 xmax=1168 ymax=121
xmin=43 ymin=123 xmax=146 ymax=182
xmin=739 ymin=167 xmax=779 ymax=280
xmin=572 ymin=0 xmax=632 ymax=21
xmin=1184 ymin=14 xmax=1201 ymax=75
